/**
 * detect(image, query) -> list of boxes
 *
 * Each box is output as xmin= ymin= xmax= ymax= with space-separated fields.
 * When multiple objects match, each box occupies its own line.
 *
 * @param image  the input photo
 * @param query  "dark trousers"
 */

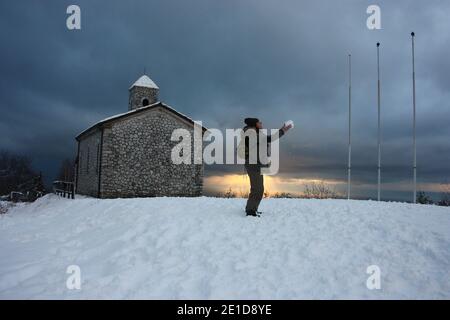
xmin=245 ymin=165 xmax=264 ymax=212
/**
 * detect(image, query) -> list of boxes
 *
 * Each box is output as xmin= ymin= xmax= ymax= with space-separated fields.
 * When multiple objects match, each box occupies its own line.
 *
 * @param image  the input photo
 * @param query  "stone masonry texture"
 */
xmin=128 ymin=86 xmax=159 ymax=111
xmin=76 ymin=106 xmax=203 ymax=198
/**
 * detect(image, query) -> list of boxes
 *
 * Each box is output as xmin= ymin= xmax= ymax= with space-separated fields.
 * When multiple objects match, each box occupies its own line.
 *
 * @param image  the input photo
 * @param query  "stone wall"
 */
xmin=99 ymin=106 xmax=203 ymax=198
xmin=128 ymin=86 xmax=159 ymax=111
xmin=76 ymin=129 xmax=101 ymax=197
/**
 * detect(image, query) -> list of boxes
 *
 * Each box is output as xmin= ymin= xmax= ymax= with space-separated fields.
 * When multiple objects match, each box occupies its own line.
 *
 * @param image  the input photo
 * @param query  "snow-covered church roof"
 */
xmin=75 ymin=101 xmax=207 ymax=140
xmin=129 ymin=75 xmax=159 ymax=90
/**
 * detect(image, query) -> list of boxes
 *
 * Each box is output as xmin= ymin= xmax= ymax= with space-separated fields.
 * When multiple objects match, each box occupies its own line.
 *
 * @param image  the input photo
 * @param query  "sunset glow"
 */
xmin=204 ymin=174 xmax=450 ymax=198
xmin=204 ymin=174 xmax=342 ymax=197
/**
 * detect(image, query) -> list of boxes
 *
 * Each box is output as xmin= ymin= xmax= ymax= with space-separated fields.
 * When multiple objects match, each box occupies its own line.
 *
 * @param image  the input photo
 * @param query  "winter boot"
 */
xmin=246 ymin=210 xmax=259 ymax=217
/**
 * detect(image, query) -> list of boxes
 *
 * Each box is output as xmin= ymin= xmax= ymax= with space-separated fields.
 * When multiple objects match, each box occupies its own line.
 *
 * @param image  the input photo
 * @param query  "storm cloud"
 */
xmin=1 ymin=0 xmax=449 ymax=200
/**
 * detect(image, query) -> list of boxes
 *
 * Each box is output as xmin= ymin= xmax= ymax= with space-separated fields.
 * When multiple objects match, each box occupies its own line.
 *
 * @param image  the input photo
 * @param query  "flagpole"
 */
xmin=377 ymin=42 xmax=381 ymax=201
xmin=347 ymin=54 xmax=352 ymax=200
xmin=411 ymin=32 xmax=417 ymax=203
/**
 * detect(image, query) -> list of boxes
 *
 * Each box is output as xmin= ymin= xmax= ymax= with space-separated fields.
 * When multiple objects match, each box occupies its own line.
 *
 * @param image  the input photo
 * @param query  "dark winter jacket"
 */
xmin=243 ymin=126 xmax=285 ymax=167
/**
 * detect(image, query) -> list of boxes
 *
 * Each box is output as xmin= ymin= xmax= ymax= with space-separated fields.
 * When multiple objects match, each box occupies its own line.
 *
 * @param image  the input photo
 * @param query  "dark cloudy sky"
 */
xmin=1 ymin=0 xmax=449 ymax=201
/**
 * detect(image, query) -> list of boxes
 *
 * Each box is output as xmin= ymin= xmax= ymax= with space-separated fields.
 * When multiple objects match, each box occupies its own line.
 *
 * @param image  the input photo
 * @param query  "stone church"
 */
xmin=75 ymin=75 xmax=205 ymax=198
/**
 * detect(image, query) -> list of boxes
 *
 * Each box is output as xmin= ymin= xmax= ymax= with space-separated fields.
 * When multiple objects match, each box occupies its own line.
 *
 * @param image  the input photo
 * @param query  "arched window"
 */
xmin=142 ymin=98 xmax=149 ymax=106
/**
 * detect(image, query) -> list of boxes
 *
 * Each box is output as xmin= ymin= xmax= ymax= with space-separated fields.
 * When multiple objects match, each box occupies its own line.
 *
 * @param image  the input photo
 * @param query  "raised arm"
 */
xmin=266 ymin=123 xmax=292 ymax=143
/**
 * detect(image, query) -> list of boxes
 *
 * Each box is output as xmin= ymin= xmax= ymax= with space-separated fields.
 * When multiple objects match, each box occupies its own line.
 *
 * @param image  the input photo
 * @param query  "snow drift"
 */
xmin=1 ymin=194 xmax=449 ymax=299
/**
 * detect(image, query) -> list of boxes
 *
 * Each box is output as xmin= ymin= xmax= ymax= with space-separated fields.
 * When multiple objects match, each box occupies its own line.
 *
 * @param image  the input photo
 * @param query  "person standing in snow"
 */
xmin=239 ymin=118 xmax=292 ymax=217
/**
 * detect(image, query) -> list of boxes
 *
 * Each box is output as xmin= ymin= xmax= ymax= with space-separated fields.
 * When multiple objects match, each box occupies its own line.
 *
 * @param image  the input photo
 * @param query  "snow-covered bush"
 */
xmin=417 ymin=191 xmax=434 ymax=204
xmin=223 ymin=188 xmax=237 ymax=198
xmin=0 ymin=201 xmax=14 ymax=214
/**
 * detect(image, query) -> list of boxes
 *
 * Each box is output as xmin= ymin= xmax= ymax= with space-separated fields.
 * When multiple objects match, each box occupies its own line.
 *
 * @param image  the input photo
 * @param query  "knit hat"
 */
xmin=244 ymin=118 xmax=259 ymax=127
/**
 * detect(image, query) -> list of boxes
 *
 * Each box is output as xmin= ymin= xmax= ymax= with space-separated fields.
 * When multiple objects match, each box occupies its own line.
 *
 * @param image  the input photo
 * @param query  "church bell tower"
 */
xmin=128 ymin=75 xmax=159 ymax=111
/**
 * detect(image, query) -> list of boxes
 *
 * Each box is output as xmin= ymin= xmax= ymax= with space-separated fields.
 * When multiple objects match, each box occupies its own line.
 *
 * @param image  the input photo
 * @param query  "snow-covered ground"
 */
xmin=1 ymin=194 xmax=449 ymax=299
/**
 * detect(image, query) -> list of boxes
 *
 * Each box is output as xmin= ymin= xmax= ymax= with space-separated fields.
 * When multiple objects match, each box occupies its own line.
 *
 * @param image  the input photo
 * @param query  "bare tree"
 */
xmin=303 ymin=181 xmax=339 ymax=199
xmin=272 ymin=192 xmax=294 ymax=198
xmin=56 ymin=158 xmax=76 ymax=182
xmin=0 ymin=150 xmax=37 ymax=196
xmin=438 ymin=182 xmax=450 ymax=207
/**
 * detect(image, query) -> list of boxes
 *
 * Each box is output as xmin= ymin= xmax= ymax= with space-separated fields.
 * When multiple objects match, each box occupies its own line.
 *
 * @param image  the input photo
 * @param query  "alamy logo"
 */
xmin=366 ymin=265 xmax=381 ymax=290
xmin=170 ymin=121 xmax=281 ymax=175
xmin=66 ymin=5 xmax=81 ymax=30
xmin=366 ymin=5 xmax=381 ymax=30
xmin=66 ymin=265 xmax=81 ymax=290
